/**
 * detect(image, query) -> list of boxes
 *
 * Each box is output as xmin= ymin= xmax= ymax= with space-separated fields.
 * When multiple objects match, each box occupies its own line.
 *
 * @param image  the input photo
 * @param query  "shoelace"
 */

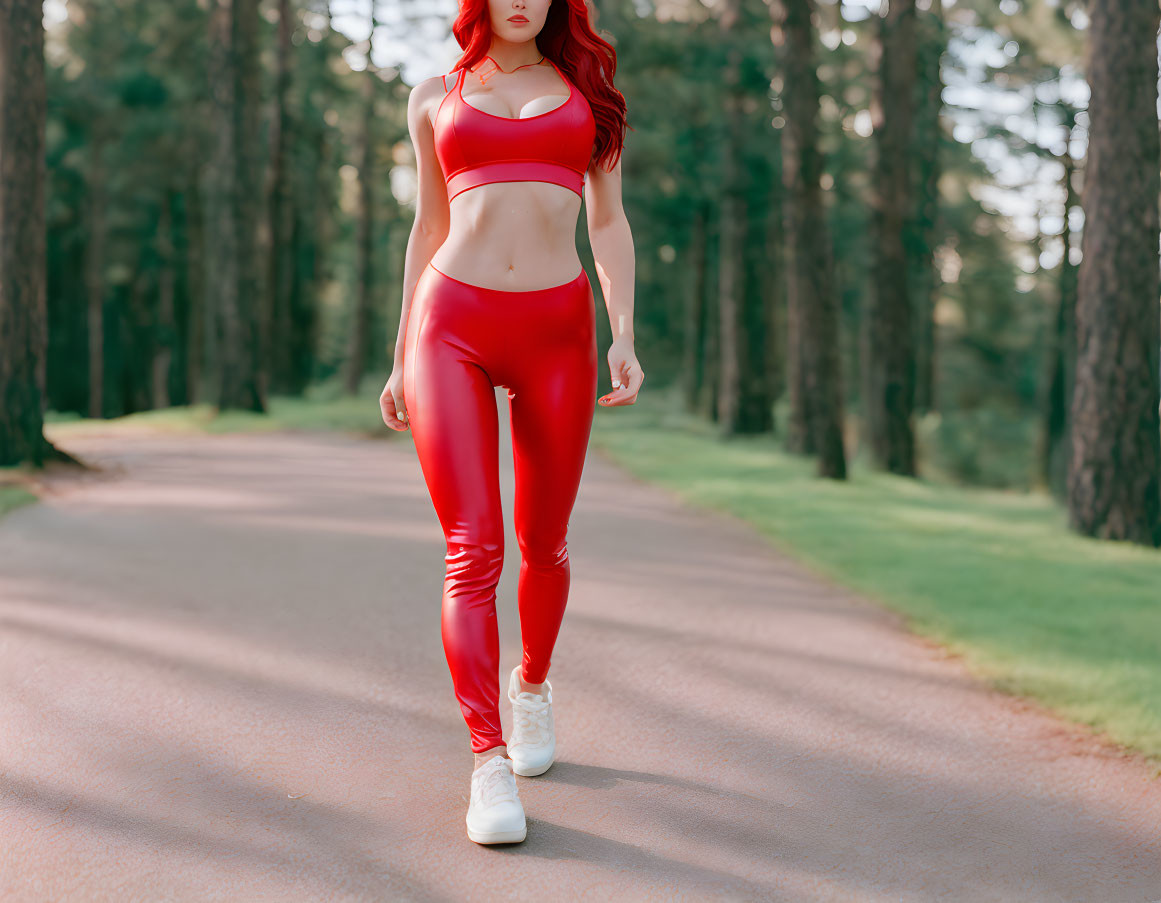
xmin=474 ymin=758 xmax=519 ymax=807
xmin=512 ymin=692 xmax=551 ymax=745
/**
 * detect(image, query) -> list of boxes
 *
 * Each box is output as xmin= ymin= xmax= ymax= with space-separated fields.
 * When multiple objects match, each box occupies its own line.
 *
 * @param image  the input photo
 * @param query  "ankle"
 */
xmin=474 ymin=745 xmax=507 ymax=769
xmin=518 ymin=670 xmax=546 ymax=696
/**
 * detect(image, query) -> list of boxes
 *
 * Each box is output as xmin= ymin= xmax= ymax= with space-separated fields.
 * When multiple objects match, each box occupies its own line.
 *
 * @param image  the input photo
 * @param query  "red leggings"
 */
xmin=403 ymin=262 xmax=598 ymax=753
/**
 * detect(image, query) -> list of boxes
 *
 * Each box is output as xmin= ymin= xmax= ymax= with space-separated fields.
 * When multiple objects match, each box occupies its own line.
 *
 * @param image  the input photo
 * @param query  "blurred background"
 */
xmin=1 ymin=0 xmax=1160 ymax=764
xmin=2 ymin=0 xmax=1109 ymax=478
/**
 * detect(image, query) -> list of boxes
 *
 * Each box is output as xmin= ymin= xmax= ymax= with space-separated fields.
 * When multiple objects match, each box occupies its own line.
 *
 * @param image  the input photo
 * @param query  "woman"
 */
xmin=379 ymin=0 xmax=642 ymax=844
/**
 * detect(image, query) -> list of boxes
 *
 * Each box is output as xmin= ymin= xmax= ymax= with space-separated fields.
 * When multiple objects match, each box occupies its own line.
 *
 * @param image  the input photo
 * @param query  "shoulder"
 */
xmin=409 ymin=73 xmax=453 ymax=106
xmin=408 ymin=73 xmax=456 ymax=123
xmin=408 ymin=73 xmax=459 ymax=136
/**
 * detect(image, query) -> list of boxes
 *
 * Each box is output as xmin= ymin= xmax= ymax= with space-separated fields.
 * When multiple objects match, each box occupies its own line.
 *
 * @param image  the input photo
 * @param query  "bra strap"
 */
xmin=435 ymin=67 xmax=464 ymax=120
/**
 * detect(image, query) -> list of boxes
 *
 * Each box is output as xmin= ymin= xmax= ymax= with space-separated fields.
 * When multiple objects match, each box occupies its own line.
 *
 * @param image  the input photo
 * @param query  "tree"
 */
xmin=208 ymin=0 xmax=265 ymax=412
xmin=773 ymin=0 xmax=846 ymax=478
xmin=862 ymin=0 xmax=918 ymax=475
xmin=911 ymin=0 xmax=945 ymax=415
xmin=1038 ymin=111 xmax=1079 ymax=497
xmin=343 ymin=5 xmax=379 ymax=396
xmin=265 ymin=0 xmax=297 ymax=395
xmin=1066 ymin=0 xmax=1161 ymax=546
xmin=715 ymin=0 xmax=775 ymax=436
xmin=0 ymin=0 xmax=73 ymax=467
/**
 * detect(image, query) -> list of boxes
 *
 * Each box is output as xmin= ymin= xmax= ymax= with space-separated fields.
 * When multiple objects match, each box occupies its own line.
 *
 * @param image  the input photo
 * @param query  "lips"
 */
xmin=508 ymin=15 xmax=529 ymax=23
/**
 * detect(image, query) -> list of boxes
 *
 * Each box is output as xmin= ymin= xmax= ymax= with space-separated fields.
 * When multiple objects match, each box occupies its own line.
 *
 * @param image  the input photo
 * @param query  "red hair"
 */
xmin=450 ymin=0 xmax=628 ymax=173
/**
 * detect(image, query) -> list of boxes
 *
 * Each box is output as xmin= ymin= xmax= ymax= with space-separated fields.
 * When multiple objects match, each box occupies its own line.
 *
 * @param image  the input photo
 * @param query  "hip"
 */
xmin=406 ymin=262 xmax=596 ymax=381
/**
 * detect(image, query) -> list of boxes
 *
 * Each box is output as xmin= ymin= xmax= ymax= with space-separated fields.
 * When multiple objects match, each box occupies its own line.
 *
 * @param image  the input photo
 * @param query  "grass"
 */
xmin=43 ymin=379 xmax=391 ymax=439
xmin=0 ymin=485 xmax=39 ymax=518
xmin=5 ymin=380 xmax=393 ymax=521
xmin=589 ymin=387 xmax=1161 ymax=769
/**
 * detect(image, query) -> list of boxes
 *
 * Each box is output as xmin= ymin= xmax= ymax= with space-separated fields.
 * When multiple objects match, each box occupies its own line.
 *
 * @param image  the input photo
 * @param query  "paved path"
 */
xmin=2 ymin=410 xmax=1160 ymax=902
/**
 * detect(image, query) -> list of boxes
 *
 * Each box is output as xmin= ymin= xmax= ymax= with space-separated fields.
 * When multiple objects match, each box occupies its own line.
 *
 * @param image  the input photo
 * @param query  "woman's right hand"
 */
xmin=381 ymin=368 xmax=409 ymax=431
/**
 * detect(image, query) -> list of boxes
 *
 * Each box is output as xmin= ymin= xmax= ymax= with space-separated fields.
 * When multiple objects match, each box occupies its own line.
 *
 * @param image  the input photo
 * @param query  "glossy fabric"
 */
xmin=403 ymin=263 xmax=598 ymax=753
xmin=433 ymin=59 xmax=596 ymax=202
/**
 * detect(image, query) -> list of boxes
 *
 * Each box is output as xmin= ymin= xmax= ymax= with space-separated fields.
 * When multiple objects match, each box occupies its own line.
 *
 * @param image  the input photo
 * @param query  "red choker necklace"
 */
xmin=477 ymin=54 xmax=545 ymax=85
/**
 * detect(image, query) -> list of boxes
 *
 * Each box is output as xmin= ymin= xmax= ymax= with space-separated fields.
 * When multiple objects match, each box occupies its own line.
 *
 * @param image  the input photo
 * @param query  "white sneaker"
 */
xmin=507 ymin=665 xmax=556 ymax=777
xmin=465 ymin=754 xmax=526 ymax=844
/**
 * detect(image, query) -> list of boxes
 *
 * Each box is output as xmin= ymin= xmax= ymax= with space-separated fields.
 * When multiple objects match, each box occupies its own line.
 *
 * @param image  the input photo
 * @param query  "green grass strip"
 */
xmin=590 ymin=388 xmax=1161 ymax=770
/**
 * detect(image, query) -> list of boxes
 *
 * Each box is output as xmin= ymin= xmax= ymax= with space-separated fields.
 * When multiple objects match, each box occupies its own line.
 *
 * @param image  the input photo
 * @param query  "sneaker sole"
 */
xmin=466 ymin=823 xmax=528 ymax=844
xmin=510 ymin=756 xmax=554 ymax=777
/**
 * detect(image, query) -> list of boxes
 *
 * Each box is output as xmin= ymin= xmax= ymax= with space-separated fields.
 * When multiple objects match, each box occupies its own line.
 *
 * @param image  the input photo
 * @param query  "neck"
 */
xmin=486 ymin=38 xmax=541 ymax=71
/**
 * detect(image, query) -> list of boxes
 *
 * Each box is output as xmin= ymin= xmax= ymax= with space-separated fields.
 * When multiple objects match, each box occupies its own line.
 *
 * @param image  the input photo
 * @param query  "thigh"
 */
xmin=506 ymin=338 xmax=598 ymax=548
xmin=404 ymin=295 xmax=502 ymax=546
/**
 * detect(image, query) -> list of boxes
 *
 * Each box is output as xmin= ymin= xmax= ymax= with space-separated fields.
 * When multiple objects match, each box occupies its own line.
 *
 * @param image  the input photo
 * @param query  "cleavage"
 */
xmin=461 ymin=90 xmax=569 ymax=120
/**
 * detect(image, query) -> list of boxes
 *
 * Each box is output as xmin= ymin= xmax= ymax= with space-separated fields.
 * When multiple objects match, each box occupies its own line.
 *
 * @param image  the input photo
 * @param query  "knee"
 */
xmin=517 ymin=530 xmax=568 ymax=570
xmin=444 ymin=535 xmax=505 ymax=592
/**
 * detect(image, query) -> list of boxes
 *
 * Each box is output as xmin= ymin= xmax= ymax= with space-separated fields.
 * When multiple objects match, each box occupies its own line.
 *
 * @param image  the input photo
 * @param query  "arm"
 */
xmin=382 ymin=74 xmax=453 ymax=430
xmin=584 ymin=154 xmax=643 ymax=406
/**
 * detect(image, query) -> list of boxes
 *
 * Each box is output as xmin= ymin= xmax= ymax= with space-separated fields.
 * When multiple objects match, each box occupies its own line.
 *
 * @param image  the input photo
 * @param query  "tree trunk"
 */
xmin=704 ymin=205 xmax=721 ymax=423
xmin=266 ymin=0 xmax=297 ymax=395
xmin=911 ymin=0 xmax=943 ymax=415
xmin=783 ymin=205 xmax=811 ymax=453
xmin=776 ymin=0 xmax=847 ymax=478
xmin=746 ymin=185 xmax=778 ymax=435
xmin=1038 ymin=140 xmax=1078 ymax=498
xmin=717 ymin=182 xmax=742 ymax=435
xmin=209 ymin=0 xmax=265 ymax=412
xmin=768 ymin=159 xmax=786 ymax=407
xmin=715 ymin=0 xmax=751 ymax=435
xmin=152 ymin=193 xmax=175 ymax=409
xmin=186 ymin=173 xmax=206 ymax=404
xmin=85 ymin=130 xmax=107 ymax=419
xmin=777 ymin=3 xmax=809 ymax=456
xmin=0 ymin=0 xmax=62 ymax=466
xmin=1067 ymin=0 xmax=1161 ymax=546
xmin=278 ymin=0 xmax=331 ymax=398
xmin=862 ymin=0 xmax=918 ymax=475
xmin=344 ymin=23 xmax=377 ymax=396
xmin=293 ymin=138 xmax=327 ymax=395
xmin=682 ymin=204 xmax=709 ymax=413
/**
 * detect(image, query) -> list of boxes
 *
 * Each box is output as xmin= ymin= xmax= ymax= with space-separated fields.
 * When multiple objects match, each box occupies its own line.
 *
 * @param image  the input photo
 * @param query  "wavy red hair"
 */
xmin=450 ymin=0 xmax=628 ymax=173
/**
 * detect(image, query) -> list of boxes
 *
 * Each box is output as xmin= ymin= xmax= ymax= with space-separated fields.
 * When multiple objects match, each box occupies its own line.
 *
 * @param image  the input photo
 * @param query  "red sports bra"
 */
xmin=433 ymin=58 xmax=596 ymax=202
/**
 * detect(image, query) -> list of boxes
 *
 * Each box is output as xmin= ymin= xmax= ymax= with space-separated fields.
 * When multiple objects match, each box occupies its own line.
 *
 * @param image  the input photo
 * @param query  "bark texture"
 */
xmin=0 ymin=0 xmax=50 ymax=465
xmin=1067 ymin=0 xmax=1161 ymax=545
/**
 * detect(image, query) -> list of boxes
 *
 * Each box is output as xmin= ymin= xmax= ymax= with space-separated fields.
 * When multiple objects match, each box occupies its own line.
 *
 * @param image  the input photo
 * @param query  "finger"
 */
xmin=598 ymin=384 xmax=632 ymax=406
xmin=394 ymin=395 xmax=409 ymax=426
xmin=599 ymin=368 xmax=643 ymax=406
xmin=607 ymin=366 xmax=636 ymax=396
xmin=381 ymin=399 xmax=410 ymax=430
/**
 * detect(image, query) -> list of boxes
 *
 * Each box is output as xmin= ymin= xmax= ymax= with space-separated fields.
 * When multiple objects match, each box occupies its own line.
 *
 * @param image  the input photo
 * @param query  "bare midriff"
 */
xmin=428 ymin=180 xmax=585 ymax=292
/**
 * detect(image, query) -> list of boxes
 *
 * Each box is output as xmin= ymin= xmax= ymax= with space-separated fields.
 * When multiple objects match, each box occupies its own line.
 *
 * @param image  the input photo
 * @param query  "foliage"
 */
xmin=39 ymin=0 xmax=1112 ymax=492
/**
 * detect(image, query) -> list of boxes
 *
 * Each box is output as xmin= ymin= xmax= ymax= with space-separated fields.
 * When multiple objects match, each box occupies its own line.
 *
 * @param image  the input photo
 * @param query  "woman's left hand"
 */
xmin=599 ymin=337 xmax=644 ymax=406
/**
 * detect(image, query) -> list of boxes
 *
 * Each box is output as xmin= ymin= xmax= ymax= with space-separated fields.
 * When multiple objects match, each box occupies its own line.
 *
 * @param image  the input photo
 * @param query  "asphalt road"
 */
xmin=2 ymin=408 xmax=1160 ymax=902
